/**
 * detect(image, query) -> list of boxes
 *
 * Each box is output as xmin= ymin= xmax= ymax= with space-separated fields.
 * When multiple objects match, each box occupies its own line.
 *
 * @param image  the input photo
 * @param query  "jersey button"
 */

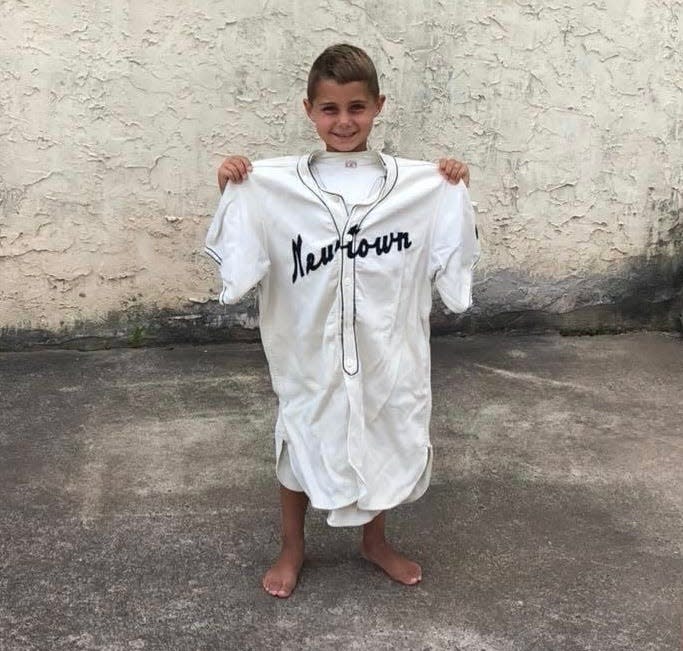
xmin=344 ymin=277 xmax=351 ymax=286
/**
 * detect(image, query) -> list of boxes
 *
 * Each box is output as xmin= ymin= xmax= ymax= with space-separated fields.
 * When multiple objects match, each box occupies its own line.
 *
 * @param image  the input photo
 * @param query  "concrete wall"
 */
xmin=1 ymin=0 xmax=681 ymax=349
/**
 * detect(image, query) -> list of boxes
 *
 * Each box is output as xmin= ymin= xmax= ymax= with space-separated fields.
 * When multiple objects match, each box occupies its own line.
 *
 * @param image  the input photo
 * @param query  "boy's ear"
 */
xmin=303 ymin=98 xmax=313 ymax=119
xmin=375 ymin=94 xmax=386 ymax=115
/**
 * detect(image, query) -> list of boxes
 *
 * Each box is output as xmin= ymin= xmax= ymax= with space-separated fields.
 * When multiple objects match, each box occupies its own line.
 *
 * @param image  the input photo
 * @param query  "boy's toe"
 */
xmin=263 ymin=576 xmax=293 ymax=598
xmin=263 ymin=577 xmax=278 ymax=595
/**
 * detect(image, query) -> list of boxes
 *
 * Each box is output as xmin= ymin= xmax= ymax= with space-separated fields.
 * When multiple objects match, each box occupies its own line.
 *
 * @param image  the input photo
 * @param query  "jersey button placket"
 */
xmin=341 ymin=224 xmax=358 ymax=375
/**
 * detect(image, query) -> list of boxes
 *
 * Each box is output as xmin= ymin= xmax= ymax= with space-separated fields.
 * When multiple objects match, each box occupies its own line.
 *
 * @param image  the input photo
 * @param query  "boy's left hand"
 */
xmin=438 ymin=158 xmax=470 ymax=187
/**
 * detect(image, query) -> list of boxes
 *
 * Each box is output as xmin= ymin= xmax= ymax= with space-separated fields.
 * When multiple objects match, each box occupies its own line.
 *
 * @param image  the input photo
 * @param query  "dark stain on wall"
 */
xmin=2 ymin=193 xmax=681 ymax=350
xmin=2 ymin=248 xmax=681 ymax=352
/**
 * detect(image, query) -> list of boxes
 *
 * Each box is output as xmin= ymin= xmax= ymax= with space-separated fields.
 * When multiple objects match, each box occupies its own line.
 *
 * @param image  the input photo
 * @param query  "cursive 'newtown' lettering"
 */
xmin=291 ymin=230 xmax=412 ymax=283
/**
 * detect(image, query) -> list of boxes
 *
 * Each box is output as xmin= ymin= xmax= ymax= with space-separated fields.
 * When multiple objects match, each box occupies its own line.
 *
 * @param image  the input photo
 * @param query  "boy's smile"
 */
xmin=304 ymin=80 xmax=385 ymax=153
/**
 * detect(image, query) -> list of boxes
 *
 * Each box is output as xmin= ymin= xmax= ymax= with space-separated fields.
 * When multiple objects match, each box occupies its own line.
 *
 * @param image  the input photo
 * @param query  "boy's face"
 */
xmin=304 ymin=80 xmax=385 ymax=153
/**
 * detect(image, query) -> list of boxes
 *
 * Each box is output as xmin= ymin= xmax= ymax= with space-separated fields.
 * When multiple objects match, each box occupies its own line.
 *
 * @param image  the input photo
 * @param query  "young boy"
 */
xmin=205 ymin=44 xmax=480 ymax=598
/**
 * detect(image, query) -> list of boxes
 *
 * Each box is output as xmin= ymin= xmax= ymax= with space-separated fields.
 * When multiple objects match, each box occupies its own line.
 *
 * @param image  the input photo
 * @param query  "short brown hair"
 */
xmin=307 ymin=44 xmax=380 ymax=102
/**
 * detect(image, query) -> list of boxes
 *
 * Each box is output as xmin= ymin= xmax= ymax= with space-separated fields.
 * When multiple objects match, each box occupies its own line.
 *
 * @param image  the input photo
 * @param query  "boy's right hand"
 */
xmin=218 ymin=155 xmax=253 ymax=193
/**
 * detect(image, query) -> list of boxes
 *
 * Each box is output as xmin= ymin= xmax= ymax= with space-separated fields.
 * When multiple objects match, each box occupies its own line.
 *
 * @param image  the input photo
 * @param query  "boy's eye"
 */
xmin=322 ymin=107 xmax=337 ymax=113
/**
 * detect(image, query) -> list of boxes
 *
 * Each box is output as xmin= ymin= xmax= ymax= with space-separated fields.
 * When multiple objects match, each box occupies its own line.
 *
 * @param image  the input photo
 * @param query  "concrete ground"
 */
xmin=0 ymin=333 xmax=681 ymax=651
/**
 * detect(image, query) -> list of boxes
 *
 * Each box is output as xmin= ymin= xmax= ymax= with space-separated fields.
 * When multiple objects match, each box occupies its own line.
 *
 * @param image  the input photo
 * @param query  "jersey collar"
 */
xmin=296 ymin=151 xmax=398 ymax=236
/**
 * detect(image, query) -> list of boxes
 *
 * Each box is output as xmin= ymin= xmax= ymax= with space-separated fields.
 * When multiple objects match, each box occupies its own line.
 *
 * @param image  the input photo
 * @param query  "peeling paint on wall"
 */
xmin=0 ymin=1 xmax=681 ymax=348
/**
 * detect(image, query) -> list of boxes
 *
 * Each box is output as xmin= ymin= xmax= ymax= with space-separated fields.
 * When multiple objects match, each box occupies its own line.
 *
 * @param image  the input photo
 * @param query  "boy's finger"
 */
xmin=218 ymin=169 xmax=228 ymax=193
xmin=438 ymin=159 xmax=451 ymax=181
xmin=236 ymin=159 xmax=249 ymax=178
xmin=452 ymin=162 xmax=468 ymax=185
xmin=235 ymin=163 xmax=248 ymax=182
xmin=234 ymin=156 xmax=253 ymax=179
xmin=445 ymin=160 xmax=457 ymax=183
xmin=440 ymin=159 xmax=451 ymax=177
xmin=226 ymin=165 xmax=242 ymax=184
xmin=238 ymin=155 xmax=253 ymax=169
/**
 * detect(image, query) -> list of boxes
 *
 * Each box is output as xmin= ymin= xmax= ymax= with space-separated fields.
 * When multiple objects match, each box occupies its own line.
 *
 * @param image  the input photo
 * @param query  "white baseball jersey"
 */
xmin=205 ymin=151 xmax=480 ymax=526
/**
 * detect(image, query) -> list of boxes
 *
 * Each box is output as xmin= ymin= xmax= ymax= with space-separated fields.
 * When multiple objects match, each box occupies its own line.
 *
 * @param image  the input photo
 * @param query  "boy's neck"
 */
xmin=325 ymin=145 xmax=369 ymax=153
xmin=313 ymin=150 xmax=380 ymax=162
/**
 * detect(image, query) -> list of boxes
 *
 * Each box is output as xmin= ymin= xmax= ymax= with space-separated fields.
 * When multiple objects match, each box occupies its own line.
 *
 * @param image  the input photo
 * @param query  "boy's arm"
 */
xmin=218 ymin=155 xmax=252 ymax=193
xmin=438 ymin=158 xmax=470 ymax=187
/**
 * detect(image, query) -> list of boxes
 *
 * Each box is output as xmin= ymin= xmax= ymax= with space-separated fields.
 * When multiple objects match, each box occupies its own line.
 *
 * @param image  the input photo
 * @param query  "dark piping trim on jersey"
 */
xmin=346 ymin=156 xmax=397 ymax=376
xmin=204 ymin=246 xmax=222 ymax=265
xmin=351 ymin=233 xmax=360 ymax=376
xmin=296 ymin=158 xmax=342 ymax=239
xmin=341 ymin=228 xmax=360 ymax=377
xmin=297 ymin=152 xmax=400 ymax=240
xmin=356 ymin=154 xmax=399 ymax=231
xmin=339 ymin=248 xmax=353 ymax=376
xmin=296 ymin=152 xmax=400 ymax=377
xmin=297 ymin=154 xmax=351 ymax=374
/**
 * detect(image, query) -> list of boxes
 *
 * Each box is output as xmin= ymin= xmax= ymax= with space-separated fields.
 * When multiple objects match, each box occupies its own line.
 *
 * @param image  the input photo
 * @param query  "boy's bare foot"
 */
xmin=262 ymin=543 xmax=304 ymax=598
xmin=360 ymin=539 xmax=422 ymax=585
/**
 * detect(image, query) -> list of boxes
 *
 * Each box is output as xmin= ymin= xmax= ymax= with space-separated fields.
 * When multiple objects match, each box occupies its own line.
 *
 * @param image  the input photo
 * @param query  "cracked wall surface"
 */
xmin=0 ymin=0 xmax=681 ymax=346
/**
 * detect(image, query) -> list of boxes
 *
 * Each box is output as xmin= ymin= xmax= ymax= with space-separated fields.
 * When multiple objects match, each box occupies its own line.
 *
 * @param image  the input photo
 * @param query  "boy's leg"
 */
xmin=360 ymin=511 xmax=422 ymax=585
xmin=262 ymin=484 xmax=308 ymax=598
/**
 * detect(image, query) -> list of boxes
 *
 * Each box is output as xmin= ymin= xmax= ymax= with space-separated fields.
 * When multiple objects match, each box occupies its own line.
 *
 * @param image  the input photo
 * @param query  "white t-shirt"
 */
xmin=205 ymin=151 xmax=480 ymax=526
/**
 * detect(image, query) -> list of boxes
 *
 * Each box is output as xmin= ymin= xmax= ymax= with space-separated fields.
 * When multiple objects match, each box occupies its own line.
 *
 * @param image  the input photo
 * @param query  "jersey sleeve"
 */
xmin=204 ymin=184 xmax=270 ymax=304
xmin=429 ymin=181 xmax=481 ymax=313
